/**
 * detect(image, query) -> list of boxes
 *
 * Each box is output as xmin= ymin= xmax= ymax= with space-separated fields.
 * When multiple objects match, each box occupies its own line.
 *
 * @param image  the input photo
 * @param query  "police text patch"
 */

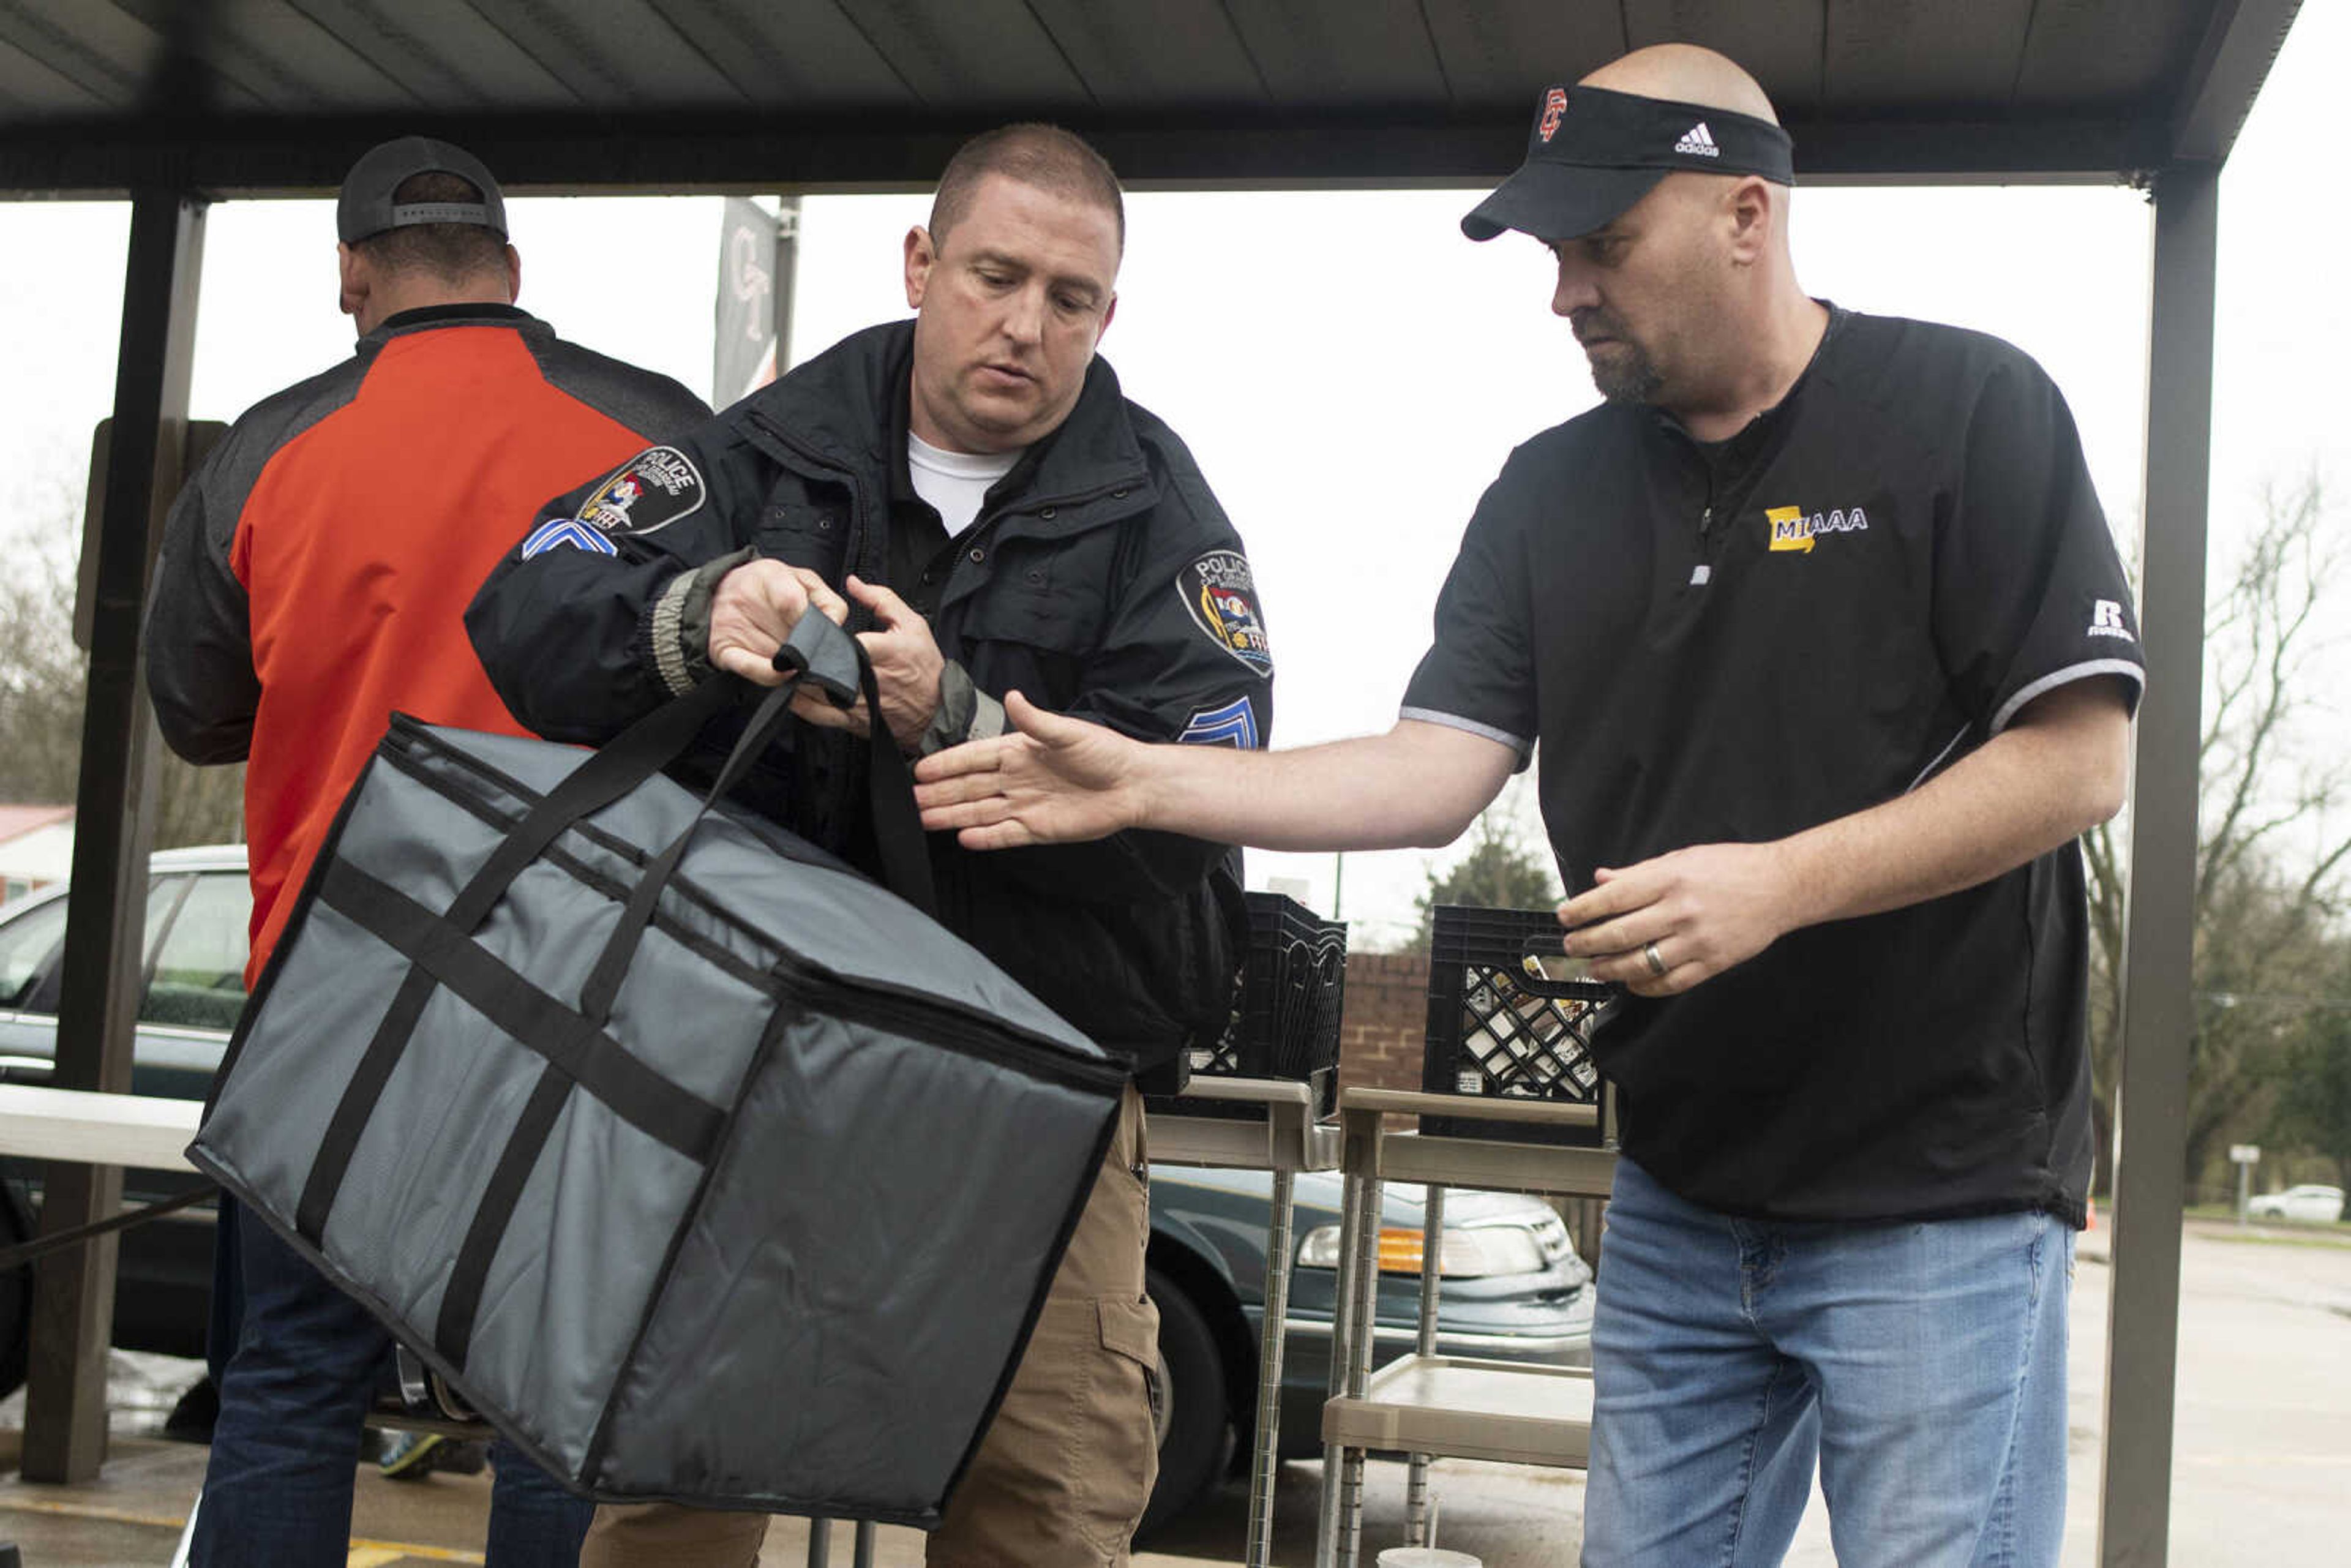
xmin=579 ymin=446 xmax=705 ymax=538
xmin=1176 ymin=550 xmax=1272 ymax=677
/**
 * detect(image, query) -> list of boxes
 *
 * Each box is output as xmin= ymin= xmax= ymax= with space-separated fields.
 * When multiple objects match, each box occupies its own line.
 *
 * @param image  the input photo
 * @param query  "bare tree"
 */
xmin=2084 ymin=473 xmax=2351 ymax=1192
xmin=0 ymin=520 xmax=92 ymax=808
xmin=1409 ymin=773 xmax=1560 ymax=950
xmin=0 ymin=498 xmax=244 ymax=852
xmin=2271 ymin=947 xmax=2351 ymax=1185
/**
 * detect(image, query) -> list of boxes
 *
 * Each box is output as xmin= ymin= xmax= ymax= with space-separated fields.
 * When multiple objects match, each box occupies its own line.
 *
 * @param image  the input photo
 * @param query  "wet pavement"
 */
xmin=0 ymin=1220 xmax=2342 ymax=1566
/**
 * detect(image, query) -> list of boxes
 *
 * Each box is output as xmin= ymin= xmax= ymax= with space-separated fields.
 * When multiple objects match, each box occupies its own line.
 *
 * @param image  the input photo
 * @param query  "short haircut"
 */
xmin=929 ymin=124 xmax=1125 ymax=253
xmin=353 ymin=172 xmax=508 ymax=282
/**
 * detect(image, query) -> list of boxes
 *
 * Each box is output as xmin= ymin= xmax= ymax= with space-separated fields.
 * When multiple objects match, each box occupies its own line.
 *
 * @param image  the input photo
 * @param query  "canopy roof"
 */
xmin=0 ymin=1 xmax=2305 ymax=195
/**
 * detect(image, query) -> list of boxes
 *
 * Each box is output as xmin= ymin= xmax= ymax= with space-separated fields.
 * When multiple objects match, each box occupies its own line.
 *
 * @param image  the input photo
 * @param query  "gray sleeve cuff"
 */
xmin=967 ymin=686 xmax=1007 ymax=741
xmin=1398 ymin=705 xmax=1536 ymax=771
xmin=648 ymin=570 xmax=699 ymax=696
xmin=1987 ymin=659 xmax=2146 ymax=737
xmin=642 ymin=546 xmax=757 ymax=696
xmin=917 ymin=659 xmax=1002 ymax=756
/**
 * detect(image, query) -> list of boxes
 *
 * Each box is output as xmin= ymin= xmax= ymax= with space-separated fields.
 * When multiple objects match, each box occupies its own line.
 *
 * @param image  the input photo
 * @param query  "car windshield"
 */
xmin=140 ymin=872 xmax=250 ymax=1031
xmin=0 ymin=896 xmax=69 ymax=1010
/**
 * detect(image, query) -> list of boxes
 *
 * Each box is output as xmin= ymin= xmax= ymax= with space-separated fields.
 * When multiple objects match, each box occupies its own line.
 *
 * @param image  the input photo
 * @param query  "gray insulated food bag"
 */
xmin=187 ymin=614 xmax=1125 ymax=1526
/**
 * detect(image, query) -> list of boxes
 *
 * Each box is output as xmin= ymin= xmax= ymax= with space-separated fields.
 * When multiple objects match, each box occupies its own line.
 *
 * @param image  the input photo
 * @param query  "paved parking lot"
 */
xmin=0 ymin=1218 xmax=2342 ymax=1566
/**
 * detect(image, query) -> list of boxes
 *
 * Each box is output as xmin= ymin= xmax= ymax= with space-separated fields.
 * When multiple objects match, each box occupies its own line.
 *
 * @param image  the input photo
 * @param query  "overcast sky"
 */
xmin=0 ymin=6 xmax=2341 ymax=945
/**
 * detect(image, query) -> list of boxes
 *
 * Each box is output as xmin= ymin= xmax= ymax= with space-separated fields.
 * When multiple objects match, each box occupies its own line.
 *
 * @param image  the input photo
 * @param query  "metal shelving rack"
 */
xmin=1313 ymin=1087 xmax=1617 ymax=1568
xmin=1149 ymin=1075 xmax=1341 ymax=1568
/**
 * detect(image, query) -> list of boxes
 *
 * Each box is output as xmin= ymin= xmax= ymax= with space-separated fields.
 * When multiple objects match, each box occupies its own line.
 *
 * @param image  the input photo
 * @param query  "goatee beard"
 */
xmin=1587 ymin=342 xmax=1664 ymax=405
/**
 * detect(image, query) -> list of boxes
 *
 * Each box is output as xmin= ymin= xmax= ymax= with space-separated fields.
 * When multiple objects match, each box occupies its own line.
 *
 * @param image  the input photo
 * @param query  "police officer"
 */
xmin=913 ymin=47 xmax=2140 ymax=1568
xmin=147 ymin=137 xmax=708 ymax=1567
xmin=465 ymin=124 xmax=1269 ymax=1567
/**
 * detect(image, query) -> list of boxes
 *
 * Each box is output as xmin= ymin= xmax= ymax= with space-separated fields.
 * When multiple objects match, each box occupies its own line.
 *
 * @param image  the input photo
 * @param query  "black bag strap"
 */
xmin=574 ymin=678 xmax=798 ymax=1026
xmin=577 ymin=615 xmax=937 ymax=1026
xmin=860 ymin=653 xmax=937 ymax=917
xmin=444 ymin=673 xmax=738 ymax=934
xmin=294 ymin=671 xmax=744 ymax=1243
xmin=775 ymin=608 xmax=937 ymax=915
xmin=297 ymin=609 xmax=941 ymax=1356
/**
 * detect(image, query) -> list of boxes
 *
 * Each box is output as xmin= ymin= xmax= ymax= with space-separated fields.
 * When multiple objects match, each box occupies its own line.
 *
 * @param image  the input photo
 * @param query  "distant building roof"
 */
xmin=0 ymin=805 xmax=74 ymax=844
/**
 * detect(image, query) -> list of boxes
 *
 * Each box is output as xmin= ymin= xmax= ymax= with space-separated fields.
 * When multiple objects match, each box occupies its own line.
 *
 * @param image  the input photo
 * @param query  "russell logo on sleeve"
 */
xmin=2087 ymin=599 xmax=2135 ymax=640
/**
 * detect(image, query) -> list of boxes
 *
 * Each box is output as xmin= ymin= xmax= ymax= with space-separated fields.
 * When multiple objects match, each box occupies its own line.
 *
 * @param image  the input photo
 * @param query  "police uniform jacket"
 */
xmin=145 ymin=303 xmax=710 ymax=981
xmin=466 ymin=321 xmax=1273 ymax=1072
xmin=1403 ymin=308 xmax=2143 ymax=1226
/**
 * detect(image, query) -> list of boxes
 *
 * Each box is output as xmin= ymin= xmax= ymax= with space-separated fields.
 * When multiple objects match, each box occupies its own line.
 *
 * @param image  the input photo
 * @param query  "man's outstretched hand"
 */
xmin=913 ymin=693 xmax=1143 ymax=849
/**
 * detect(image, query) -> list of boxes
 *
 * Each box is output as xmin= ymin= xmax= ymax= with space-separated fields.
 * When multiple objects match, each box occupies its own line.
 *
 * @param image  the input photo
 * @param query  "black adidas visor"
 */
xmin=1462 ymin=84 xmax=1794 ymax=244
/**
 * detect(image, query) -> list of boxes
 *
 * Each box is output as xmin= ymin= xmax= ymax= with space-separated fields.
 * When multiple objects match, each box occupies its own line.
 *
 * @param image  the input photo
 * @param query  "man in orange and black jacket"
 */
xmin=145 ymin=136 xmax=707 ymax=1568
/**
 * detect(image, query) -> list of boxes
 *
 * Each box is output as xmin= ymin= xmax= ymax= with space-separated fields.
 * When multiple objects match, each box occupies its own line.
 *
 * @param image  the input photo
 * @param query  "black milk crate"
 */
xmin=1421 ymin=906 xmax=1616 ymax=1146
xmin=1149 ymin=892 xmax=1348 ymax=1122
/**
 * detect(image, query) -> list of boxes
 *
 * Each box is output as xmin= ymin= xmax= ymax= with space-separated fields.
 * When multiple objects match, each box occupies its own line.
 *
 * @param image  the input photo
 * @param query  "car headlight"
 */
xmin=1295 ymin=1221 xmax=1550 ymax=1278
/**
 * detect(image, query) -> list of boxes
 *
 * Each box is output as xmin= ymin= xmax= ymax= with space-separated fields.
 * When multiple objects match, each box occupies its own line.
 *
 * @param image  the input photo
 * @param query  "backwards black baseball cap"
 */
xmin=337 ymin=136 xmax=508 ymax=245
xmin=1462 ymin=83 xmax=1794 ymax=243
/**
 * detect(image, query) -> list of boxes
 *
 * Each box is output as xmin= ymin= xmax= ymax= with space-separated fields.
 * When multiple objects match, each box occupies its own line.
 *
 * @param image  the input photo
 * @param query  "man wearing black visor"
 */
xmin=917 ymin=42 xmax=2140 ymax=1566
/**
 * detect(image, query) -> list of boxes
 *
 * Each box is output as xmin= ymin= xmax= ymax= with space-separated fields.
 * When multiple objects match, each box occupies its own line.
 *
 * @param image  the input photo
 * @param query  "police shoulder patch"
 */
xmin=578 ymin=446 xmax=705 ymax=538
xmin=519 ymin=517 xmax=618 ymax=560
xmin=1176 ymin=549 xmax=1273 ymax=677
xmin=1177 ymin=696 xmax=1261 ymax=749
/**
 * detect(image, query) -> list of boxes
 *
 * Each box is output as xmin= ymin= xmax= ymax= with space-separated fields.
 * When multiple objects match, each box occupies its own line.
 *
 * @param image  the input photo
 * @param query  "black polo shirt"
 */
xmin=1403 ymin=309 xmax=2144 ymax=1226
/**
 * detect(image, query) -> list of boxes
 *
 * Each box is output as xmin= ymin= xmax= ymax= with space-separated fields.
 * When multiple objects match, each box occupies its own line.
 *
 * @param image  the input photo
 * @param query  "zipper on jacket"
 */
xmin=950 ymin=468 xmax=1153 ymax=576
xmin=980 ymin=470 xmax=1151 ymax=534
xmin=1688 ymin=490 xmax=1715 ymax=589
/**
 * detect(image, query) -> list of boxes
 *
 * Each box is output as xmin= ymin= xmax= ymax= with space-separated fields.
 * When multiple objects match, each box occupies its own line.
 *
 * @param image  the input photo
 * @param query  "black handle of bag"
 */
xmin=443 ymin=673 xmax=740 ymax=934
xmin=778 ymin=610 xmax=936 ymax=913
xmin=576 ymin=613 xmax=939 ymax=1028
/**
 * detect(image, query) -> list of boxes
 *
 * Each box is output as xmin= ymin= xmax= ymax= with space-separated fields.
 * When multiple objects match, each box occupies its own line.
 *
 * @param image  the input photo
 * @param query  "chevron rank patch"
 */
xmin=578 ymin=446 xmax=705 ymax=538
xmin=520 ymin=517 xmax=618 ymax=559
xmin=1177 ymin=549 xmax=1273 ymax=677
xmin=1177 ymin=696 xmax=1260 ymax=749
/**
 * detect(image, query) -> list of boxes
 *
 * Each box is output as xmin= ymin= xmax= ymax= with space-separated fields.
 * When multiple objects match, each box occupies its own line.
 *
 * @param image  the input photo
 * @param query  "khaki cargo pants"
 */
xmin=581 ymin=1084 xmax=1160 ymax=1568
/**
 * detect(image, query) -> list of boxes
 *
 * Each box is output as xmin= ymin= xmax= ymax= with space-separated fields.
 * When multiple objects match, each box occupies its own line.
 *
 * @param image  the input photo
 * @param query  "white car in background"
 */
xmin=2245 ymin=1184 xmax=2345 ymax=1224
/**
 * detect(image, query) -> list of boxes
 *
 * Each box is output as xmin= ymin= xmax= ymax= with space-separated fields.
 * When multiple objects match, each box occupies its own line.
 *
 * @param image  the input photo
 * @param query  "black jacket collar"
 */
xmin=364 ymin=301 xmax=538 ymax=346
xmin=738 ymin=320 xmax=1150 ymax=506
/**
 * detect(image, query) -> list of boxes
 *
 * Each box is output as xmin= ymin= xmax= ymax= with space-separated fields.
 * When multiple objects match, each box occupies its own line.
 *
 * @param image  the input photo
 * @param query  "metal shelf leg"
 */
xmin=1404 ymin=1184 xmax=1444 ymax=1546
xmin=1336 ymin=1135 xmax=1382 ymax=1568
xmin=806 ymin=1517 xmax=873 ymax=1567
xmin=1247 ymin=1166 xmax=1299 ymax=1568
xmin=1315 ymin=1110 xmax=1378 ymax=1568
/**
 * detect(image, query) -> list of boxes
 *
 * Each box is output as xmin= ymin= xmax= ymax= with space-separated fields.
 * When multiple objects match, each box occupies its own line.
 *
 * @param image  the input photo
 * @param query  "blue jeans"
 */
xmin=1583 ymin=1159 xmax=2072 ymax=1568
xmin=192 ymin=1201 xmax=593 ymax=1568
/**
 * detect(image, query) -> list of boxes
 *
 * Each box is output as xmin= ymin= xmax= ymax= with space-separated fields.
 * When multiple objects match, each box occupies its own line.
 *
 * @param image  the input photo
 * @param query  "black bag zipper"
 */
xmin=776 ymin=955 xmax=1127 ymax=1092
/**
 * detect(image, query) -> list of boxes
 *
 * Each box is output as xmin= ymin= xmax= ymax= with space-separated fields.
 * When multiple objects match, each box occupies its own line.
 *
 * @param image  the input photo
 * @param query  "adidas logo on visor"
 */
xmin=1674 ymin=122 xmax=1720 ymax=157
